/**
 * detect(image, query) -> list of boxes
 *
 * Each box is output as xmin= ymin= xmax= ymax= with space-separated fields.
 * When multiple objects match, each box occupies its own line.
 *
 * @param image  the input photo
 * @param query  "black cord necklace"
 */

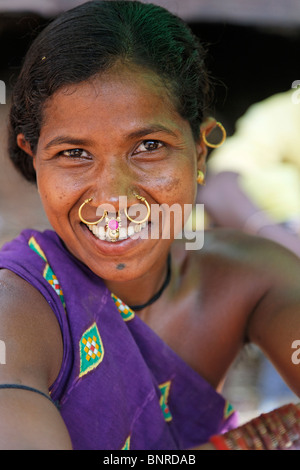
xmin=129 ymin=253 xmax=171 ymax=311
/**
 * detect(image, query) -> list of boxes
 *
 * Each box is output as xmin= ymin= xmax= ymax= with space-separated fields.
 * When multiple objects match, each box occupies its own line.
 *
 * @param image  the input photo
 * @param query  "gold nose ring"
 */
xmin=78 ymin=198 xmax=107 ymax=225
xmin=124 ymin=194 xmax=151 ymax=224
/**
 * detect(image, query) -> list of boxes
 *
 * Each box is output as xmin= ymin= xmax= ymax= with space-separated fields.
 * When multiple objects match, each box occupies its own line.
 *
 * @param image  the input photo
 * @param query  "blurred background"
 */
xmin=0 ymin=0 xmax=300 ymax=423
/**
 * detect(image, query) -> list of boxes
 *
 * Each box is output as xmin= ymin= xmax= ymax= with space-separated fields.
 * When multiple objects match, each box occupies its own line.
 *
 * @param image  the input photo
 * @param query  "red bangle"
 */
xmin=209 ymin=434 xmax=231 ymax=450
xmin=244 ymin=423 xmax=264 ymax=450
xmin=294 ymin=403 xmax=300 ymax=420
xmin=229 ymin=429 xmax=249 ymax=450
xmin=252 ymin=417 xmax=275 ymax=450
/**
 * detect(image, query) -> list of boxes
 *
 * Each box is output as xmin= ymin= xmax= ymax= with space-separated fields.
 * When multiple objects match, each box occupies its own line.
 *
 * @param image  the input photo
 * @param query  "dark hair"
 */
xmin=8 ymin=0 xmax=211 ymax=183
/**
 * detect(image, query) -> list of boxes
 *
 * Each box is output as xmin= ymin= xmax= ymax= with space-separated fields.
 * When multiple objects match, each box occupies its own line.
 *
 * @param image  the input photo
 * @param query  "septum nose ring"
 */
xmin=78 ymin=198 xmax=121 ymax=241
xmin=78 ymin=194 xmax=151 ymax=241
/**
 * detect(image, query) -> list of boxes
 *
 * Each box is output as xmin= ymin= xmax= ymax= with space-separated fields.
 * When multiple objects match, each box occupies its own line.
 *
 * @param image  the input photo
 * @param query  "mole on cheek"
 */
xmin=116 ymin=263 xmax=126 ymax=270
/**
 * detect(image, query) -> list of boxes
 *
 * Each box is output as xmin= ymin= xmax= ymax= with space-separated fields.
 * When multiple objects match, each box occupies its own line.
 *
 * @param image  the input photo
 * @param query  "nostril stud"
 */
xmin=107 ymin=219 xmax=119 ymax=231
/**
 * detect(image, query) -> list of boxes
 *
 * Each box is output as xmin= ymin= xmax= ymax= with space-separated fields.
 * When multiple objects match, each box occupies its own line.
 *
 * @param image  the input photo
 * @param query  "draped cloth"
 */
xmin=0 ymin=229 xmax=238 ymax=450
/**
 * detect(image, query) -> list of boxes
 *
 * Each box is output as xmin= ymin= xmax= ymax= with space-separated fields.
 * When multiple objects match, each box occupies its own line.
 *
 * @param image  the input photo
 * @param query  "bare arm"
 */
xmin=0 ymin=269 xmax=72 ymax=449
xmin=199 ymin=171 xmax=300 ymax=257
xmin=191 ymin=234 xmax=300 ymax=451
xmin=246 ymin=241 xmax=300 ymax=396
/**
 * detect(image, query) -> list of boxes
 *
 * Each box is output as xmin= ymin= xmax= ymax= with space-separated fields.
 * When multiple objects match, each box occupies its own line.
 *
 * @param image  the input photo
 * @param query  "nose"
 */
xmin=91 ymin=159 xmax=133 ymax=215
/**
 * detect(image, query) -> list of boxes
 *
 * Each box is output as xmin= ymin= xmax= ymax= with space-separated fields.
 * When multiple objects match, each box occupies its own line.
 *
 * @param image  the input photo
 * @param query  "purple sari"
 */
xmin=0 ymin=230 xmax=238 ymax=450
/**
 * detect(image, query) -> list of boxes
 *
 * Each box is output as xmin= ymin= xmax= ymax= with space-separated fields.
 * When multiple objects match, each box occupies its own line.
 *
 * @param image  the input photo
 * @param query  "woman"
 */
xmin=0 ymin=0 xmax=300 ymax=450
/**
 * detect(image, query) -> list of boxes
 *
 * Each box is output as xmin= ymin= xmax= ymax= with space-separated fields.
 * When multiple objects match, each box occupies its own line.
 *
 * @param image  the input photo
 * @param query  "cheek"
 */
xmin=159 ymin=163 xmax=196 ymax=203
xmin=35 ymin=167 xmax=76 ymax=219
xmin=151 ymin=164 xmax=196 ymax=237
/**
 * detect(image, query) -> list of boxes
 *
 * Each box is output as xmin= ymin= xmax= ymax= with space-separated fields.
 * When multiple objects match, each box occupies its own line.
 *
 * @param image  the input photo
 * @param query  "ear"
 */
xmin=17 ymin=133 xmax=36 ymax=169
xmin=195 ymin=117 xmax=217 ymax=172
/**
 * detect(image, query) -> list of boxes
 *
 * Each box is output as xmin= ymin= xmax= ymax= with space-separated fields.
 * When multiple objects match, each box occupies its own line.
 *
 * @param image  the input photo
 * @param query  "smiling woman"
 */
xmin=0 ymin=0 xmax=300 ymax=451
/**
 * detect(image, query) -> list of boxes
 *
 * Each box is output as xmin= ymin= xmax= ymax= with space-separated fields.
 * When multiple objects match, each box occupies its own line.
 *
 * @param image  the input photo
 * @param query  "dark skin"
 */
xmin=1 ymin=64 xmax=300 ymax=449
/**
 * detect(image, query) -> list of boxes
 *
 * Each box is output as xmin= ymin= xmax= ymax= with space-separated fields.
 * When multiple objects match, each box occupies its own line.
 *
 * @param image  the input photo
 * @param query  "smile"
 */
xmin=86 ymin=221 xmax=149 ymax=242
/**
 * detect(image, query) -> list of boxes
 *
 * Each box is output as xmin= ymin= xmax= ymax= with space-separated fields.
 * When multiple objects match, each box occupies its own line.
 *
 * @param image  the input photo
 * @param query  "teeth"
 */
xmin=98 ymin=226 xmax=106 ymax=240
xmin=119 ymin=227 xmax=127 ymax=240
xmin=86 ymin=221 xmax=148 ymax=242
xmin=127 ymin=226 xmax=134 ymax=237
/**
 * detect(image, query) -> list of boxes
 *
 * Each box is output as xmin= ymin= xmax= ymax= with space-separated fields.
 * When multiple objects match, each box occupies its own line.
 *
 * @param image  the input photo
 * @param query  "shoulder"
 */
xmin=170 ymin=230 xmax=300 ymax=387
xmin=0 ymin=268 xmax=63 ymax=390
xmin=199 ymin=228 xmax=300 ymax=275
xmin=199 ymin=229 xmax=300 ymax=333
xmin=182 ymin=227 xmax=300 ymax=314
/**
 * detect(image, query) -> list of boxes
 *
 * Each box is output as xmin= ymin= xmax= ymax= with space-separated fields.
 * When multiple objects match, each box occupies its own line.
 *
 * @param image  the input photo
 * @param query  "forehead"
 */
xmin=39 ymin=64 xmax=191 ymax=141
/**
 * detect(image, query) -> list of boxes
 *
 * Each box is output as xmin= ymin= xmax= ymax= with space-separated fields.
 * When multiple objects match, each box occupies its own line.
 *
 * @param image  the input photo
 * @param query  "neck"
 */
xmin=104 ymin=254 xmax=171 ymax=312
xmin=129 ymin=253 xmax=171 ymax=311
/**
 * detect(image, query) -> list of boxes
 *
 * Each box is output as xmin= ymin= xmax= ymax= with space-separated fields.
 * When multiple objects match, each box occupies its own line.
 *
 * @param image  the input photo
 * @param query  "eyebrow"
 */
xmin=126 ymin=125 xmax=178 ymax=139
xmin=44 ymin=137 xmax=93 ymax=151
xmin=43 ymin=125 xmax=179 ymax=151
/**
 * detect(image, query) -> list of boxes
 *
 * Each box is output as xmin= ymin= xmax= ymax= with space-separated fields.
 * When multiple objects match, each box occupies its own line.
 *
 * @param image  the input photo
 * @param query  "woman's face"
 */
xmin=20 ymin=64 xmax=204 ymax=281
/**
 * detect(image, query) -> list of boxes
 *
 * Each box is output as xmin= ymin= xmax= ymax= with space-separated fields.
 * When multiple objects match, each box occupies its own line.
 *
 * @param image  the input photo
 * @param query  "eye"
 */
xmin=58 ymin=148 xmax=91 ymax=159
xmin=134 ymin=140 xmax=164 ymax=154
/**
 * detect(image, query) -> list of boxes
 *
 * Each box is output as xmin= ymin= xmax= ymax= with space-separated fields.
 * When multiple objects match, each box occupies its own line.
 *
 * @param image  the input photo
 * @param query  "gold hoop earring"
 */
xmin=202 ymin=121 xmax=226 ymax=148
xmin=78 ymin=198 xmax=107 ymax=225
xmin=197 ymin=170 xmax=206 ymax=185
xmin=124 ymin=194 xmax=151 ymax=224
